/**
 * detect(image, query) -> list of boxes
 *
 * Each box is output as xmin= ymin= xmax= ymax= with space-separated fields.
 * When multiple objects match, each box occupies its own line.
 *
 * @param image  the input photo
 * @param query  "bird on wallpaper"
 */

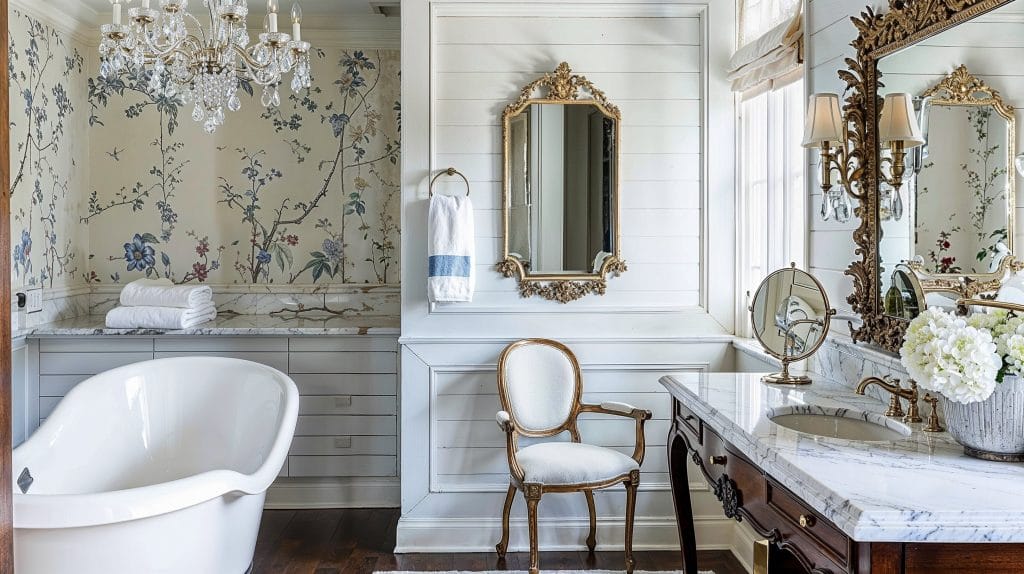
xmin=107 ymin=147 xmax=124 ymax=161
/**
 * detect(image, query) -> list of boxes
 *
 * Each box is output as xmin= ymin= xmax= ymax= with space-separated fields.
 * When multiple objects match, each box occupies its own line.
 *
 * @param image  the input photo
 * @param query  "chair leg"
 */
xmin=496 ymin=483 xmax=516 ymax=558
xmin=584 ymin=490 xmax=597 ymax=552
xmin=525 ymin=485 xmax=542 ymax=574
xmin=624 ymin=471 xmax=640 ymax=574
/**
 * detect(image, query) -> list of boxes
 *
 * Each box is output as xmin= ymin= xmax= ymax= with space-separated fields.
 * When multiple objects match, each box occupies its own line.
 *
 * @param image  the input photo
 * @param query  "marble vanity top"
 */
xmin=661 ymin=372 xmax=1024 ymax=543
xmin=18 ymin=314 xmax=399 ymax=337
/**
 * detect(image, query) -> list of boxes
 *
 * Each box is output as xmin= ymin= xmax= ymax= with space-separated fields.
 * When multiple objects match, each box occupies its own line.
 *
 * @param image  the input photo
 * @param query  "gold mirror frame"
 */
xmin=842 ymin=0 xmax=1018 ymax=353
xmin=497 ymin=62 xmax=626 ymax=303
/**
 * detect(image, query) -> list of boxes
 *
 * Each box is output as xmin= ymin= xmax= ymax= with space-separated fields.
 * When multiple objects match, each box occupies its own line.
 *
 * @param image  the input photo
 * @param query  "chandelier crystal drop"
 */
xmin=99 ymin=0 xmax=313 ymax=133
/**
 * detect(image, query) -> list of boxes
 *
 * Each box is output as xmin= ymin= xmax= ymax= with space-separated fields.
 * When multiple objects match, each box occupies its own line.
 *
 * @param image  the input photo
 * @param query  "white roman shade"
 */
xmin=728 ymin=0 xmax=804 ymax=99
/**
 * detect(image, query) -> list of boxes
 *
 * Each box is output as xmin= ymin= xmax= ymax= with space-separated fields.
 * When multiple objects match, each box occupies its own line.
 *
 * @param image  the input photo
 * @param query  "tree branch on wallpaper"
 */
xmin=219 ymin=50 xmax=400 ymax=285
xmin=9 ymin=11 xmax=84 ymax=288
xmin=81 ymin=48 xmax=400 ymax=286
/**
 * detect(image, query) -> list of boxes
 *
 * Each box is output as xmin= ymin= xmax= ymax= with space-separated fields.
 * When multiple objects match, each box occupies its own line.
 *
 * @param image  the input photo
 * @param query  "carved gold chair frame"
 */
xmin=497 ymin=62 xmax=627 ymax=303
xmin=494 ymin=339 xmax=651 ymax=574
xmin=841 ymin=0 xmax=1019 ymax=353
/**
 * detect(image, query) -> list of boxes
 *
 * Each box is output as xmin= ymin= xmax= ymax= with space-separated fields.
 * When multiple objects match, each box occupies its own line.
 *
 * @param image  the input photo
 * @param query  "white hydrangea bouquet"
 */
xmin=901 ymin=307 xmax=1024 ymax=404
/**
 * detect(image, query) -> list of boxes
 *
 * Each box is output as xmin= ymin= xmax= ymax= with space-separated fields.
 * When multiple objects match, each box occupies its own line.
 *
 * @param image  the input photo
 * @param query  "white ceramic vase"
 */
xmin=940 ymin=375 xmax=1024 ymax=462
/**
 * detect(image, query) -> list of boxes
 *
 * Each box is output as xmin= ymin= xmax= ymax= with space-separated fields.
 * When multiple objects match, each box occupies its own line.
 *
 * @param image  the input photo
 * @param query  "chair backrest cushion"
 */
xmin=498 ymin=340 xmax=581 ymax=434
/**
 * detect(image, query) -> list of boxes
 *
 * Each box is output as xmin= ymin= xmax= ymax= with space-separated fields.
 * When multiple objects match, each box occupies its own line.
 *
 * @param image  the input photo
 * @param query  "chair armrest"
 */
xmin=578 ymin=403 xmax=652 ymax=464
xmin=495 ymin=410 xmax=525 ymax=482
xmin=496 ymin=410 xmax=513 ymax=432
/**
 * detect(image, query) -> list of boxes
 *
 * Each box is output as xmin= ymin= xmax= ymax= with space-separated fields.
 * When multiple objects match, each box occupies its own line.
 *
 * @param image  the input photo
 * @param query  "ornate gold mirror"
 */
xmin=877 ymin=64 xmax=1018 ymax=317
xmin=839 ymin=0 xmax=1023 ymax=353
xmin=750 ymin=265 xmax=836 ymax=385
xmin=497 ymin=62 xmax=626 ymax=303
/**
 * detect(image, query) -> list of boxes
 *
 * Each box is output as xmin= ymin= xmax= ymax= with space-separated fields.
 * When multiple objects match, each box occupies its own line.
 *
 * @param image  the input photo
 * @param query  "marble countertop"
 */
xmin=18 ymin=314 xmax=400 ymax=337
xmin=661 ymin=372 xmax=1024 ymax=543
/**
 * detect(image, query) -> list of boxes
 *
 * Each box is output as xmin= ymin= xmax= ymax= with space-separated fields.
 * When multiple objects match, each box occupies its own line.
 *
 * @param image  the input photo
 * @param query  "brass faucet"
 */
xmin=855 ymin=376 xmax=922 ymax=423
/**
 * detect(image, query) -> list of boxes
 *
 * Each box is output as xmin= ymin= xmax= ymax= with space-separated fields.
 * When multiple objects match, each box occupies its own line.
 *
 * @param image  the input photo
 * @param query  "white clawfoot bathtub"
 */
xmin=12 ymin=356 xmax=299 ymax=574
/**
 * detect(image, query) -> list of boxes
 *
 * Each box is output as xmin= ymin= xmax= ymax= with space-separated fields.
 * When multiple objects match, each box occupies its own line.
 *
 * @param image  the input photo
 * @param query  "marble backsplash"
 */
xmin=12 ymin=284 xmax=399 ymax=338
xmin=809 ymin=333 xmax=913 ymax=406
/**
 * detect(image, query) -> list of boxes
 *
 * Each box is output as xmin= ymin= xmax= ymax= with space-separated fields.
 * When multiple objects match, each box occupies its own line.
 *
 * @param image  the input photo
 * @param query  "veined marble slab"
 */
xmin=19 ymin=314 xmax=399 ymax=337
xmin=661 ymin=372 xmax=1024 ymax=543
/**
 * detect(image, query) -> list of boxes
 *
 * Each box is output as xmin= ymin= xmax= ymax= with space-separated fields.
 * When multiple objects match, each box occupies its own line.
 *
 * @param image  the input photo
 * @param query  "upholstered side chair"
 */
xmin=494 ymin=338 xmax=652 ymax=574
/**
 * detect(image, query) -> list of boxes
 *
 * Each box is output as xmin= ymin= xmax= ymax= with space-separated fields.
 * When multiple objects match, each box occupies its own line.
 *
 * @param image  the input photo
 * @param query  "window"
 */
xmin=732 ymin=0 xmax=806 ymax=336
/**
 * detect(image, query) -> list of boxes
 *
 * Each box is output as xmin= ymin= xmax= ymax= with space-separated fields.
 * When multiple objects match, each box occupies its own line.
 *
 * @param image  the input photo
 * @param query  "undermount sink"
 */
xmin=769 ymin=410 xmax=911 ymax=441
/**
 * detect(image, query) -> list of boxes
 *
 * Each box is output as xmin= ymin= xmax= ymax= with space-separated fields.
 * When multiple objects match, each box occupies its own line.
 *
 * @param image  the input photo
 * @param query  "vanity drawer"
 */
xmin=767 ymin=478 xmax=850 ymax=569
xmin=674 ymin=400 xmax=703 ymax=445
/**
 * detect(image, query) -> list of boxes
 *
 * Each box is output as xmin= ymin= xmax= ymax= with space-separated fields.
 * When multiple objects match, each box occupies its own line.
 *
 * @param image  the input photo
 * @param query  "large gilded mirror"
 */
xmin=878 ymin=63 xmax=1018 ymax=314
xmin=840 ymin=0 xmax=1024 ymax=353
xmin=497 ymin=62 xmax=626 ymax=303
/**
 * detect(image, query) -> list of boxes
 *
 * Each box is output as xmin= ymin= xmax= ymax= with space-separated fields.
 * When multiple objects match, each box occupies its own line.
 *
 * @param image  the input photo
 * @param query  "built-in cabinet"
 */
xmin=25 ymin=335 xmax=399 ymax=482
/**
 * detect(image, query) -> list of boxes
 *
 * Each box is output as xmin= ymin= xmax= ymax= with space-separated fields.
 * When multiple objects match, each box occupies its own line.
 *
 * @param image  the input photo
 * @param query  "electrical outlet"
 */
xmin=25 ymin=288 xmax=43 ymax=314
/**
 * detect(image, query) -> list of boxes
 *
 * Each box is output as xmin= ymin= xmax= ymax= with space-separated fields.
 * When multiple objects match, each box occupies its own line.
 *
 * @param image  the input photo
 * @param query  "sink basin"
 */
xmin=770 ymin=411 xmax=911 ymax=441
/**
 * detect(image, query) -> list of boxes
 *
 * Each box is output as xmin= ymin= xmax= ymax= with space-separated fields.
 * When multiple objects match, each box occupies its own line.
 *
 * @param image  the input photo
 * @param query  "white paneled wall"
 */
xmin=400 ymin=0 xmax=739 ymax=556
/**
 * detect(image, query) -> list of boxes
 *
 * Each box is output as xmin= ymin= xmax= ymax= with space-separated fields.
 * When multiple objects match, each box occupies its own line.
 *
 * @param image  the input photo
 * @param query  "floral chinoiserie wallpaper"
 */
xmin=9 ymin=8 xmax=401 ymax=297
xmin=8 ymin=9 xmax=89 ymax=292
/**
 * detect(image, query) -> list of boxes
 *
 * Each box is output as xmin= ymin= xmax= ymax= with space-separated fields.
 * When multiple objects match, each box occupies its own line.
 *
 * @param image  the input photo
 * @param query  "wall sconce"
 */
xmin=802 ymin=93 xmax=854 ymax=222
xmin=876 ymin=93 xmax=925 ymax=219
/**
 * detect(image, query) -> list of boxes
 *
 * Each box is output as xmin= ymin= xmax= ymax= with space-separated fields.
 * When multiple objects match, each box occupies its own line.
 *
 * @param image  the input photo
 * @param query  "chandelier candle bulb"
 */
xmin=267 ymin=0 xmax=279 ymax=33
xmin=112 ymin=0 xmax=122 ymax=25
xmin=291 ymin=2 xmax=302 ymax=42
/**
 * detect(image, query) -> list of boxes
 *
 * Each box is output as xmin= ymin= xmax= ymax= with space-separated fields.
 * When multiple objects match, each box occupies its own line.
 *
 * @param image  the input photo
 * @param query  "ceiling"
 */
xmin=74 ymin=0 xmax=398 ymax=23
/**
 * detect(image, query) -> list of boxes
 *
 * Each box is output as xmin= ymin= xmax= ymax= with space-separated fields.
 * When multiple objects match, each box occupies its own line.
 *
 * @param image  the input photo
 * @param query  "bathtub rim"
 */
xmin=12 ymin=356 xmax=299 ymax=529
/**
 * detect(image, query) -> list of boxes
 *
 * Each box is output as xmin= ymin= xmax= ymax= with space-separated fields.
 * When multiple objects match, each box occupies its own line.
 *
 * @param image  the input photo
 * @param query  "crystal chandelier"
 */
xmin=99 ymin=0 xmax=313 ymax=133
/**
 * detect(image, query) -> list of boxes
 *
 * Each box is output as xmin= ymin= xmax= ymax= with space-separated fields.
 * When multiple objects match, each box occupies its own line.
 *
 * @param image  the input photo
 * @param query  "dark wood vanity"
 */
xmin=668 ymin=397 xmax=1024 ymax=574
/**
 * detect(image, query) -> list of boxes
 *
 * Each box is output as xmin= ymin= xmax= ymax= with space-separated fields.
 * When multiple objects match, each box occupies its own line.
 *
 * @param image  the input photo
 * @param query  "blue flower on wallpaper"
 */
xmin=123 ymin=233 xmax=157 ymax=272
xmin=322 ymin=239 xmax=343 ymax=263
xmin=256 ymin=250 xmax=272 ymax=265
xmin=13 ymin=230 xmax=32 ymax=277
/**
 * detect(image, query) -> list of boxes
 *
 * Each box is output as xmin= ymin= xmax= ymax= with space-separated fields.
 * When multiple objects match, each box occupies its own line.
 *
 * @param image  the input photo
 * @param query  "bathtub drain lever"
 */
xmin=17 ymin=467 xmax=33 ymax=494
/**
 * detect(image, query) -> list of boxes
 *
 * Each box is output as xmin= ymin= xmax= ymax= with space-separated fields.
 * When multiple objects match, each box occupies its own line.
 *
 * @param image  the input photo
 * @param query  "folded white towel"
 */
xmin=119 ymin=278 xmax=213 ymax=309
xmin=105 ymin=303 xmax=218 ymax=330
xmin=428 ymin=194 xmax=475 ymax=303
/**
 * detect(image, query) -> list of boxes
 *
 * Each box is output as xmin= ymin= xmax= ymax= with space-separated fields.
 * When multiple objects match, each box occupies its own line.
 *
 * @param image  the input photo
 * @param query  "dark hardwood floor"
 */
xmin=253 ymin=509 xmax=747 ymax=574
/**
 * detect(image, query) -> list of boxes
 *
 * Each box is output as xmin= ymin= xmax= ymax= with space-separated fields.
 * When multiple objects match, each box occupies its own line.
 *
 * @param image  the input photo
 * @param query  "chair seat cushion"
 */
xmin=515 ymin=442 xmax=640 ymax=486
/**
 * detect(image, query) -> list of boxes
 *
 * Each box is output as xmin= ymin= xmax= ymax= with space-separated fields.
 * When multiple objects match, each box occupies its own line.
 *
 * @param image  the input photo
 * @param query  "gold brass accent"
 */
xmin=840 ymin=0 xmax=1017 ymax=353
xmin=709 ymin=455 xmax=727 ymax=466
xmin=923 ymin=393 xmax=945 ymax=433
xmin=753 ymin=539 xmax=770 ymax=574
xmin=856 ymin=376 xmax=922 ymax=423
xmin=909 ymin=256 xmax=1024 ymax=303
xmin=957 ymin=298 xmax=1024 ymax=314
xmin=428 ymin=167 xmax=470 ymax=198
xmin=798 ymin=514 xmax=816 ymax=528
xmin=498 ymin=62 xmax=625 ymax=303
xmin=495 ymin=339 xmax=651 ymax=574
xmin=750 ymin=265 xmax=836 ymax=386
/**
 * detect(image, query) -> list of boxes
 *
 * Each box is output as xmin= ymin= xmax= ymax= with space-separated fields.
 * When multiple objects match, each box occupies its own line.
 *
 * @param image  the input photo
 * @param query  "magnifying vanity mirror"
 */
xmin=750 ymin=265 xmax=836 ymax=385
xmin=497 ymin=62 xmax=626 ymax=303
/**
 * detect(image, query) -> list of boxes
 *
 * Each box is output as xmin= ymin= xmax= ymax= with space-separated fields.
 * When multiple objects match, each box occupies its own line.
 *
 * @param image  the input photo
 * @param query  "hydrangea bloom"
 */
xmin=902 ymin=308 xmax=1008 ymax=404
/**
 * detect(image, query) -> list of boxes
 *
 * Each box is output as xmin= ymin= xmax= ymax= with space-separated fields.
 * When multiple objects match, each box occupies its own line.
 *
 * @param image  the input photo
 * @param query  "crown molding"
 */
xmin=10 ymin=0 xmax=98 ymax=43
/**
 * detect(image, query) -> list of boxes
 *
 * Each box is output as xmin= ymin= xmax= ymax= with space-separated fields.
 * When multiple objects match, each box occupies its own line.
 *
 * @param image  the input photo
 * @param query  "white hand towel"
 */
xmin=105 ymin=303 xmax=218 ymax=330
xmin=119 ymin=278 xmax=213 ymax=309
xmin=428 ymin=194 xmax=475 ymax=302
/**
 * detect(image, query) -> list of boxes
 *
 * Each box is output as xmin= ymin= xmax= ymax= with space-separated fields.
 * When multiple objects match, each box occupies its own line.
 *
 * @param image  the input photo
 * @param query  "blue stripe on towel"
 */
xmin=429 ymin=255 xmax=472 ymax=277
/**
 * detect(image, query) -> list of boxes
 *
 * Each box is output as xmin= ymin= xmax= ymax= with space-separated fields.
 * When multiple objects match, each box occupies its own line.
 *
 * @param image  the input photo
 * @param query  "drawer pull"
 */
xmin=335 ymin=396 xmax=353 ymax=408
xmin=708 ymin=455 xmax=727 ymax=466
xmin=334 ymin=437 xmax=353 ymax=449
xmin=683 ymin=414 xmax=695 ymax=421
xmin=798 ymin=514 xmax=816 ymax=528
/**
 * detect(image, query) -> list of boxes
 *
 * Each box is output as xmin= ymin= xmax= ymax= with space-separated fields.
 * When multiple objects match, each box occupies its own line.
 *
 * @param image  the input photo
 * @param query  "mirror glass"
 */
xmin=751 ymin=267 xmax=831 ymax=361
xmin=876 ymin=3 xmax=1022 ymax=315
xmin=506 ymin=103 xmax=618 ymax=275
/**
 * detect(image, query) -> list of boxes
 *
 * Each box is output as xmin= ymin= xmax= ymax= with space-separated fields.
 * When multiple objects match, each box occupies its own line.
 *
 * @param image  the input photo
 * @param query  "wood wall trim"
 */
xmin=0 ymin=0 xmax=14 ymax=568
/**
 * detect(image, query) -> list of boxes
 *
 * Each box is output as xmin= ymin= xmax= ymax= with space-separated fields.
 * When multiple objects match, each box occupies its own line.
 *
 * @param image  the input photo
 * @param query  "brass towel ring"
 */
xmin=428 ymin=167 xmax=470 ymax=198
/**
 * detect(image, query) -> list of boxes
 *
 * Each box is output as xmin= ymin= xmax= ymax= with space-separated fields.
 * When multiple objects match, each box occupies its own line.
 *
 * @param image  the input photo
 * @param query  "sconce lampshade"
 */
xmin=802 ymin=93 xmax=845 ymax=149
xmin=879 ymin=93 xmax=925 ymax=148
